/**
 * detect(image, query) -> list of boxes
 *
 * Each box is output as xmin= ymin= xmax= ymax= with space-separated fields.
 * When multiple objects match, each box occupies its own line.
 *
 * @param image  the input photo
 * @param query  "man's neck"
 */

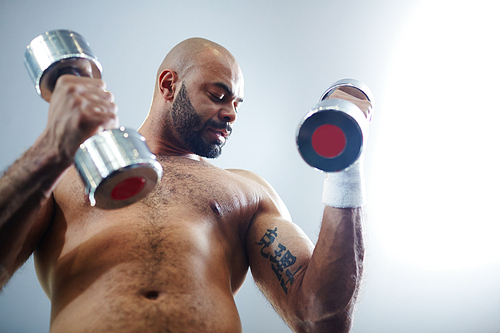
xmin=145 ymin=136 xmax=201 ymax=161
xmin=138 ymin=125 xmax=199 ymax=161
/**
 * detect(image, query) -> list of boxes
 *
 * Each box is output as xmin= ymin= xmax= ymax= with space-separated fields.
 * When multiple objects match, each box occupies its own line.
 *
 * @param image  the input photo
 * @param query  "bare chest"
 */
xmin=55 ymin=156 xmax=257 ymax=225
xmin=41 ymin=157 xmax=258 ymax=290
xmin=140 ymin=157 xmax=249 ymax=218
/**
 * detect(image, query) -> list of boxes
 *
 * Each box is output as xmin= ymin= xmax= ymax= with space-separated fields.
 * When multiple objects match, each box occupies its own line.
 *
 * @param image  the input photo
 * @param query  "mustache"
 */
xmin=205 ymin=119 xmax=233 ymax=136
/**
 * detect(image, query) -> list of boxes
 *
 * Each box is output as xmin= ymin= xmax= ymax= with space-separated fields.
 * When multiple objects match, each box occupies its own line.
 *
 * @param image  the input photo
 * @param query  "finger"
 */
xmin=89 ymin=101 xmax=118 ymax=116
xmin=78 ymin=106 xmax=119 ymax=135
xmin=326 ymin=89 xmax=372 ymax=120
xmin=101 ymin=114 xmax=120 ymax=130
xmin=102 ymin=89 xmax=114 ymax=103
xmin=83 ymin=89 xmax=115 ymax=104
xmin=80 ymin=89 xmax=118 ymax=113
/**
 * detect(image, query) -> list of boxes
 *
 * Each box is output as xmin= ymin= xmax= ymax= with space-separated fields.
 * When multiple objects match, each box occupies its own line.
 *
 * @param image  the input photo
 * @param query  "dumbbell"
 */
xmin=24 ymin=30 xmax=163 ymax=209
xmin=296 ymin=79 xmax=373 ymax=172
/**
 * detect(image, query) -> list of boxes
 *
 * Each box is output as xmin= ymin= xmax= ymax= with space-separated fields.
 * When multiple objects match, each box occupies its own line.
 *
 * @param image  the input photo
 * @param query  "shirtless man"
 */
xmin=0 ymin=38 xmax=371 ymax=332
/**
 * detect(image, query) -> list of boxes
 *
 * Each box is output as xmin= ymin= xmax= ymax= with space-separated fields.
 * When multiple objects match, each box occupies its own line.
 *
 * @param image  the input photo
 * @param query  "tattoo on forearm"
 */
xmin=256 ymin=227 xmax=302 ymax=295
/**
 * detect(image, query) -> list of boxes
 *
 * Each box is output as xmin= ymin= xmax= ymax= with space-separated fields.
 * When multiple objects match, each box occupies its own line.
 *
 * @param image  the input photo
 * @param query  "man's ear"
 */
xmin=158 ymin=69 xmax=178 ymax=101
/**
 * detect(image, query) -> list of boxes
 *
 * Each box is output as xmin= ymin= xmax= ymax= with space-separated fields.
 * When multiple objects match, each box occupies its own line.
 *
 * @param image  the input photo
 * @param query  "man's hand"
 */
xmin=325 ymin=88 xmax=373 ymax=120
xmin=45 ymin=75 xmax=118 ymax=160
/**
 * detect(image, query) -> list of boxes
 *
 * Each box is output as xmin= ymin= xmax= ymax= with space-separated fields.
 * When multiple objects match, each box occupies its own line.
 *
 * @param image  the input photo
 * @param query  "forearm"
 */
xmin=0 ymin=74 xmax=117 ymax=288
xmin=0 ymin=131 xmax=70 ymax=284
xmin=293 ymin=207 xmax=364 ymax=332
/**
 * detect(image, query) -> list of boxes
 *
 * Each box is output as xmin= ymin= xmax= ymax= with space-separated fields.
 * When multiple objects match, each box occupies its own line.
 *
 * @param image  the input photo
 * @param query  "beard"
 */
xmin=171 ymin=83 xmax=231 ymax=158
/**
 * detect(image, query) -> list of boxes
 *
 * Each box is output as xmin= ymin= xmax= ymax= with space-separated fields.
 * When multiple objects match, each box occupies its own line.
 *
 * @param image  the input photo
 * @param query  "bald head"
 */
xmin=155 ymin=38 xmax=240 ymax=92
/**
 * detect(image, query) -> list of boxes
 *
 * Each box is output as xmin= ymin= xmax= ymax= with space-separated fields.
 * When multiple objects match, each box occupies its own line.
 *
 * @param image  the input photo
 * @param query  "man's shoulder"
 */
xmin=225 ymin=168 xmax=292 ymax=221
xmin=225 ymin=168 xmax=269 ymax=188
xmin=225 ymin=168 xmax=257 ymax=178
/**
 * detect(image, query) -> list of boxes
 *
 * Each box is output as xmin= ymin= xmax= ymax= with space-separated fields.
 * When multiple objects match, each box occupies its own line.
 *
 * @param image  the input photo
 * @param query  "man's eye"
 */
xmin=211 ymin=93 xmax=224 ymax=101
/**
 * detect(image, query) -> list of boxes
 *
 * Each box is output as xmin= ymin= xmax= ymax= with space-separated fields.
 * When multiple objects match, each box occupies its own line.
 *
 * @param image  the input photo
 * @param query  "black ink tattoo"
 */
xmin=256 ymin=228 xmax=302 ymax=295
xmin=255 ymin=227 xmax=278 ymax=259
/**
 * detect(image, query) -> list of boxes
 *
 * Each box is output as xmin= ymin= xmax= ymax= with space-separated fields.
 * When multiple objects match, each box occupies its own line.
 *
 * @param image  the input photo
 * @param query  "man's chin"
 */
xmin=190 ymin=141 xmax=224 ymax=159
xmin=203 ymin=145 xmax=223 ymax=159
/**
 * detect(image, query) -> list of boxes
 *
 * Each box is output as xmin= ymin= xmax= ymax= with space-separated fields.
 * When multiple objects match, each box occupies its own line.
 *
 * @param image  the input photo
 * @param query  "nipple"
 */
xmin=209 ymin=199 xmax=222 ymax=216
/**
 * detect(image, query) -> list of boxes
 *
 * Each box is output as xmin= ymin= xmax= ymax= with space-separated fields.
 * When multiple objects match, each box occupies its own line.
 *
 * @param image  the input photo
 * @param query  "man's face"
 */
xmin=171 ymin=82 xmax=232 ymax=158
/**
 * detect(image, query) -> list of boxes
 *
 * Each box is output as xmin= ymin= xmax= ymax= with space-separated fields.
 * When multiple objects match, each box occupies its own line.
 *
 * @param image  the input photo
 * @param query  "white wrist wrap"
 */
xmin=322 ymin=157 xmax=365 ymax=208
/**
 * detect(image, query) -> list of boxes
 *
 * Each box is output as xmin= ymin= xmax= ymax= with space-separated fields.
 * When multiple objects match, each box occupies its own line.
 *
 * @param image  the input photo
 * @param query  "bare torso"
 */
xmin=35 ymin=155 xmax=265 ymax=332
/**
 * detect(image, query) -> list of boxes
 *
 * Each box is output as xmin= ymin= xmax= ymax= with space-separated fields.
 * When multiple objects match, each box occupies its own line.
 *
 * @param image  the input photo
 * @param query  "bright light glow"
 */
xmin=374 ymin=0 xmax=500 ymax=270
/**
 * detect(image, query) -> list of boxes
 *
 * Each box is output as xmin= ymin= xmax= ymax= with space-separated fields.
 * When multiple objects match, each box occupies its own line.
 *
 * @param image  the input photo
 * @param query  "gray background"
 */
xmin=1 ymin=0 xmax=500 ymax=332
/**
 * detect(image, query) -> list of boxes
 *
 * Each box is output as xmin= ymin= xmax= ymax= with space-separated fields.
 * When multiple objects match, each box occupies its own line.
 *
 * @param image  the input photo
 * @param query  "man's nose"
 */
xmin=218 ymin=104 xmax=237 ymax=123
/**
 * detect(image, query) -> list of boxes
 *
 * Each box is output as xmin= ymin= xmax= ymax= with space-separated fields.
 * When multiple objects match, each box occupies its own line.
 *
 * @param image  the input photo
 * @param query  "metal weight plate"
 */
xmin=296 ymin=79 xmax=373 ymax=172
xmin=297 ymin=99 xmax=365 ymax=172
xmin=24 ymin=30 xmax=102 ymax=97
xmin=75 ymin=127 xmax=163 ymax=209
